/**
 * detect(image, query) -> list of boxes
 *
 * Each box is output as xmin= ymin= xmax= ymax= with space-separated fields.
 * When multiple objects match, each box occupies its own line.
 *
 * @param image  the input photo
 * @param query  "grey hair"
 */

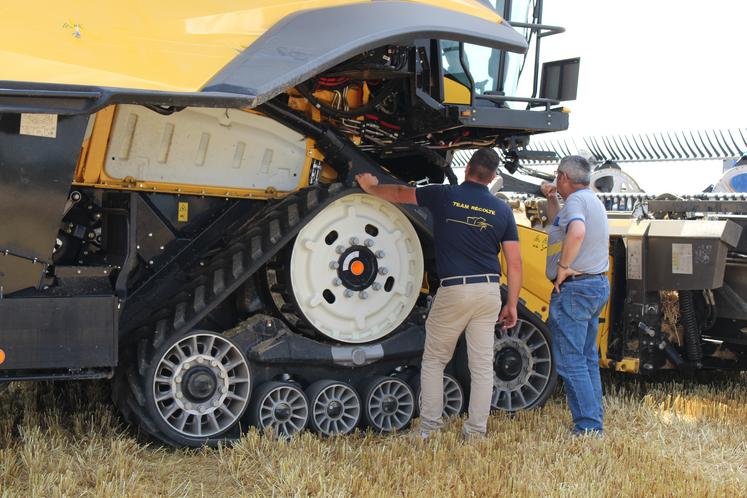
xmin=558 ymin=155 xmax=591 ymax=185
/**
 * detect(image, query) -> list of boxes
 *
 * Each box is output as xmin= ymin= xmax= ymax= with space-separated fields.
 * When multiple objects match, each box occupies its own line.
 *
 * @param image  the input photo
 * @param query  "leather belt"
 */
xmin=441 ymin=274 xmax=500 ymax=287
xmin=554 ymin=273 xmax=606 ymax=283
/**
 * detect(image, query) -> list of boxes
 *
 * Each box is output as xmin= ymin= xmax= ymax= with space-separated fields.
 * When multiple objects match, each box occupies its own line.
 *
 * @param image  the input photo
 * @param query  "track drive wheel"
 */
xmin=306 ymin=380 xmax=361 ymax=436
xmin=248 ymin=381 xmax=309 ymax=438
xmin=362 ymin=376 xmax=415 ymax=433
xmin=266 ymin=193 xmax=424 ymax=344
xmin=113 ymin=330 xmax=251 ymax=447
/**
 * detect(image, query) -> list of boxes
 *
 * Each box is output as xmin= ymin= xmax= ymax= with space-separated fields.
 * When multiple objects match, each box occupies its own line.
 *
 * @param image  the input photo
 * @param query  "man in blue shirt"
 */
xmin=541 ymin=155 xmax=610 ymax=436
xmin=356 ymin=148 xmax=522 ymax=439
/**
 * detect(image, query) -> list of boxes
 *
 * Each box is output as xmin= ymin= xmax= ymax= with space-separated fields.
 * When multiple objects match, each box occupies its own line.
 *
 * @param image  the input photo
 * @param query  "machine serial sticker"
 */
xmin=20 ymin=113 xmax=58 ymax=138
xmin=627 ymin=239 xmax=642 ymax=280
xmin=672 ymin=243 xmax=693 ymax=274
xmin=177 ymin=202 xmax=189 ymax=222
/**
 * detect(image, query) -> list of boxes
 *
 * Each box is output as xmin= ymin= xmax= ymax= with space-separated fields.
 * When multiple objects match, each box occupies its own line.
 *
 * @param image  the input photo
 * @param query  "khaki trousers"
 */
xmin=420 ymin=282 xmax=501 ymax=436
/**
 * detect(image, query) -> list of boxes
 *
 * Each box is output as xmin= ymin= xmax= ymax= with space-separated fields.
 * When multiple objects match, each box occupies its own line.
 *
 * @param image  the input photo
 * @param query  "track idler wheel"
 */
xmin=362 ymin=376 xmax=415 ymax=433
xmin=113 ymin=330 xmax=252 ymax=447
xmin=306 ymin=380 xmax=361 ymax=436
xmin=248 ymin=381 xmax=309 ymax=438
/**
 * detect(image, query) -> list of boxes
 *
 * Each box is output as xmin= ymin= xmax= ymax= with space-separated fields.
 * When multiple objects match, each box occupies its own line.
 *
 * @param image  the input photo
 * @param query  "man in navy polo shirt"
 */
xmin=356 ymin=148 xmax=522 ymax=439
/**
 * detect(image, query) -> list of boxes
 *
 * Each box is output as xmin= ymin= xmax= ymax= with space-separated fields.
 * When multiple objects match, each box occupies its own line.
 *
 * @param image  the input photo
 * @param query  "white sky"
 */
xmin=518 ymin=0 xmax=747 ymax=134
xmin=510 ymin=0 xmax=747 ymax=193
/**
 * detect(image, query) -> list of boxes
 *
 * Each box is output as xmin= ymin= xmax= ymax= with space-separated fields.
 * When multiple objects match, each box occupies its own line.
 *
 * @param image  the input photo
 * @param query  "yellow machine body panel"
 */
xmin=503 ymin=223 xmax=640 ymax=374
xmin=0 ymin=0 xmax=503 ymax=92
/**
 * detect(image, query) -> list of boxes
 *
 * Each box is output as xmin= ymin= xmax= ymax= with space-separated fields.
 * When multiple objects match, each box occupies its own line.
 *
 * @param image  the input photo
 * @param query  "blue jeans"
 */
xmin=548 ymin=276 xmax=610 ymax=432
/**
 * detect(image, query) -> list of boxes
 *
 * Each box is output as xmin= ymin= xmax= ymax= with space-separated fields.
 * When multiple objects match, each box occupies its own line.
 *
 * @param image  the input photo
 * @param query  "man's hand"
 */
xmin=355 ymin=173 xmax=379 ymax=193
xmin=498 ymin=305 xmax=518 ymax=331
xmin=540 ymin=181 xmax=557 ymax=198
xmin=553 ymin=265 xmax=581 ymax=293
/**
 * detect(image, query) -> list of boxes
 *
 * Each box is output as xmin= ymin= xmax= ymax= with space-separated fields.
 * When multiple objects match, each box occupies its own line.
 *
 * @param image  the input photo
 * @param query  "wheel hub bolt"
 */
xmin=332 ymin=277 xmax=342 ymax=286
xmin=364 ymin=239 xmax=374 ymax=247
xmin=375 ymin=250 xmax=385 ymax=259
xmin=344 ymin=289 xmax=354 ymax=298
xmin=379 ymin=267 xmax=389 ymax=275
xmin=329 ymin=261 xmax=340 ymax=269
xmin=335 ymin=245 xmax=345 ymax=254
xmin=349 ymin=237 xmax=360 ymax=245
xmin=359 ymin=291 xmax=369 ymax=299
xmin=372 ymin=282 xmax=382 ymax=291
xmin=175 ymin=376 xmax=182 ymax=384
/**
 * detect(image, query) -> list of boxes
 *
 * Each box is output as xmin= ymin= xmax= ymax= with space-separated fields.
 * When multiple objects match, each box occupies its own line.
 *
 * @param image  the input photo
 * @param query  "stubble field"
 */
xmin=0 ymin=374 xmax=745 ymax=497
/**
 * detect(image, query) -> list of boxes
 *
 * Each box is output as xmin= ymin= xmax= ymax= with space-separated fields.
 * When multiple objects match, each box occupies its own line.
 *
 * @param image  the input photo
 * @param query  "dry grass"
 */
xmin=1 ymin=374 xmax=746 ymax=497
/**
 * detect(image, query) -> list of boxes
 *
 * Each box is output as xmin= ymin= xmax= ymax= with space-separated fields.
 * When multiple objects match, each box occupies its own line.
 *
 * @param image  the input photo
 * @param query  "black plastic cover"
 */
xmin=203 ymin=2 xmax=528 ymax=107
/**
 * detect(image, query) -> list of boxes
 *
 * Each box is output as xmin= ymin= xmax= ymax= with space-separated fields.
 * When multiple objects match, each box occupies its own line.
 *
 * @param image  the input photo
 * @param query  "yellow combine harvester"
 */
xmin=0 ymin=0 xmax=614 ymax=447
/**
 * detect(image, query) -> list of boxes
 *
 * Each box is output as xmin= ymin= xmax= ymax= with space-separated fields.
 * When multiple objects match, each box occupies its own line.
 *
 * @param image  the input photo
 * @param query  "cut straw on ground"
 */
xmin=0 ymin=373 xmax=745 ymax=497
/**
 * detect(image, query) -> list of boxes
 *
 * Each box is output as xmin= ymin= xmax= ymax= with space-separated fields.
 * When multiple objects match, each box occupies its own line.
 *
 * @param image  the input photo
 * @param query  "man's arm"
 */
xmin=356 ymin=173 xmax=417 ymax=205
xmin=498 ymin=240 xmax=522 ymax=330
xmin=540 ymin=182 xmax=561 ymax=221
xmin=553 ymin=220 xmax=585 ymax=291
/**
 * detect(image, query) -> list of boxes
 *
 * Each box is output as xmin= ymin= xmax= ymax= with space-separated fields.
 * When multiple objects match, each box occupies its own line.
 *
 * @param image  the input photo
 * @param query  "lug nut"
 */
xmin=336 ymin=245 xmax=345 ymax=254
xmin=185 ymin=403 xmax=192 ymax=410
xmin=375 ymin=250 xmax=385 ymax=259
xmin=197 ymin=357 xmax=203 ymax=363
xmin=344 ymin=289 xmax=354 ymax=298
xmin=359 ymin=291 xmax=369 ymax=299
xmin=176 ymin=392 xmax=183 ymax=399
xmin=183 ymin=364 xmax=190 ymax=370
xmin=329 ymin=261 xmax=340 ymax=269
xmin=211 ymin=361 xmax=218 ymax=367
xmin=379 ymin=267 xmax=389 ymax=275
xmin=175 ymin=376 xmax=182 ymax=384
xmin=364 ymin=239 xmax=374 ymax=247
xmin=199 ymin=406 xmax=205 ymax=413
xmin=349 ymin=237 xmax=360 ymax=246
xmin=372 ymin=282 xmax=382 ymax=291
xmin=332 ymin=277 xmax=342 ymax=286
xmin=221 ymin=387 xmax=228 ymax=394
xmin=213 ymin=400 xmax=220 ymax=407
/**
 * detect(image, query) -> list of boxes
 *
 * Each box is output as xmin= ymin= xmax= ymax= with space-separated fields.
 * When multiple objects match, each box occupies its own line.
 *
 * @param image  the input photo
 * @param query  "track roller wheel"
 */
xmin=306 ymin=380 xmax=361 ymax=436
xmin=249 ymin=381 xmax=309 ymax=438
xmin=113 ymin=330 xmax=252 ymax=447
xmin=362 ymin=376 xmax=415 ymax=433
xmin=413 ymin=373 xmax=464 ymax=417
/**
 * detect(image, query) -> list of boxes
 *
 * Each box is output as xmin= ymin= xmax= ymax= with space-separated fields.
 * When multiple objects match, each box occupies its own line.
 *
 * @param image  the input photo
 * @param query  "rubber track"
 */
xmin=113 ymin=183 xmax=355 ymax=446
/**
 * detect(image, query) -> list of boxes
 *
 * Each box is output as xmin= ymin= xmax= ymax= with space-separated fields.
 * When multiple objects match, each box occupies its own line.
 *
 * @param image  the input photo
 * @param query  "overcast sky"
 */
xmin=518 ymin=0 xmax=746 ymax=135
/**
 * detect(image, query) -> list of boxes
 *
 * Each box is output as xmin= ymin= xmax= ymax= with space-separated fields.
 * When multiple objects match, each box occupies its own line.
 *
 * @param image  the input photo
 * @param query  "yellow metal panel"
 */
xmin=0 ymin=0 xmax=503 ymax=91
xmin=442 ymin=77 xmax=471 ymax=105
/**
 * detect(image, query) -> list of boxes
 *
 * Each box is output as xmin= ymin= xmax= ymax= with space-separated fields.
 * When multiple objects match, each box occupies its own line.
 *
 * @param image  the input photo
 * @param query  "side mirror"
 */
xmin=540 ymin=57 xmax=580 ymax=102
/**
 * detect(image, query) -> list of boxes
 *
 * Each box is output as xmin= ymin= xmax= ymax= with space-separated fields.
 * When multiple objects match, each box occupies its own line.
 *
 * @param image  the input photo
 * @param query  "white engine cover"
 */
xmin=104 ymin=105 xmax=307 ymax=191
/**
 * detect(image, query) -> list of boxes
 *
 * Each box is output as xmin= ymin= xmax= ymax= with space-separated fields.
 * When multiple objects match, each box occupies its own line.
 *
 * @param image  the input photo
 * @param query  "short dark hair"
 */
xmin=467 ymin=148 xmax=500 ymax=182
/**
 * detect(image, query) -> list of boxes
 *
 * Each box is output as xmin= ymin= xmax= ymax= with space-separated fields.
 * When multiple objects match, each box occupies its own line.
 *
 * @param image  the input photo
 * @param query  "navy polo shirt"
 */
xmin=415 ymin=181 xmax=519 ymax=279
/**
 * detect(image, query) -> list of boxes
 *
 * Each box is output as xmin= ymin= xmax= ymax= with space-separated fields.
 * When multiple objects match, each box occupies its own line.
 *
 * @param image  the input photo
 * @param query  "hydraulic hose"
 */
xmin=679 ymin=290 xmax=703 ymax=368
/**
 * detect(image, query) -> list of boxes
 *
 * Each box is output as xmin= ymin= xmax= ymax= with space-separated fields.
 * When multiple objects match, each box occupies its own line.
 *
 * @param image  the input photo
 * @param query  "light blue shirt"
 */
xmin=545 ymin=188 xmax=610 ymax=280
